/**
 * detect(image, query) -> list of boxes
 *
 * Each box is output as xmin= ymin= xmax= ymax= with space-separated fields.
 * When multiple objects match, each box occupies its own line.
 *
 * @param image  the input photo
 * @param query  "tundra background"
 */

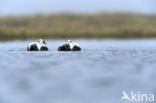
xmin=0 ymin=13 xmax=156 ymax=40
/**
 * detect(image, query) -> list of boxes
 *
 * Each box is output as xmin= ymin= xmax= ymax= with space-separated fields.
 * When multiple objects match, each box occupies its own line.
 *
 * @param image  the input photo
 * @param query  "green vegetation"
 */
xmin=0 ymin=13 xmax=156 ymax=40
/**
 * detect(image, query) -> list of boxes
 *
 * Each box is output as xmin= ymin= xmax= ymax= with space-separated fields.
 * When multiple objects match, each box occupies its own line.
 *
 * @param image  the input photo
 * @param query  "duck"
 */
xmin=58 ymin=40 xmax=81 ymax=51
xmin=27 ymin=39 xmax=48 ymax=51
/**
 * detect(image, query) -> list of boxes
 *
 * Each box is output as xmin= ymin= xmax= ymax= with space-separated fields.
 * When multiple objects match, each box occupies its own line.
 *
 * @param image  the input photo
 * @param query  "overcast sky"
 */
xmin=0 ymin=0 xmax=156 ymax=16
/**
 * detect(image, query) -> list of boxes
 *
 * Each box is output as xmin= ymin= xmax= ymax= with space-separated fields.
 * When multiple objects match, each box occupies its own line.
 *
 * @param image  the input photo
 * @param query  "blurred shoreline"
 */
xmin=0 ymin=13 xmax=156 ymax=41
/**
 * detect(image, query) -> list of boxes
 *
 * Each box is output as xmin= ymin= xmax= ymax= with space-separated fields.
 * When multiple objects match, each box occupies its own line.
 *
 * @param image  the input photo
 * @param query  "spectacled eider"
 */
xmin=58 ymin=40 xmax=81 ymax=51
xmin=27 ymin=39 xmax=48 ymax=51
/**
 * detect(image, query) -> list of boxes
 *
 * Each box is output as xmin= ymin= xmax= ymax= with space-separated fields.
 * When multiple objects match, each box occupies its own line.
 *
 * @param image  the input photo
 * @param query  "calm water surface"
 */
xmin=0 ymin=40 xmax=156 ymax=103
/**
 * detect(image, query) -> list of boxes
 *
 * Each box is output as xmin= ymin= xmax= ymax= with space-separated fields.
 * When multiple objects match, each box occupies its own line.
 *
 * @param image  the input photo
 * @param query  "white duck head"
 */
xmin=38 ymin=39 xmax=46 ymax=45
xmin=67 ymin=39 xmax=72 ymax=43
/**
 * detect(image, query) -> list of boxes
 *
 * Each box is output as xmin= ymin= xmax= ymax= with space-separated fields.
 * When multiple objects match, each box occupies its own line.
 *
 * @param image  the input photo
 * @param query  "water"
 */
xmin=0 ymin=39 xmax=156 ymax=103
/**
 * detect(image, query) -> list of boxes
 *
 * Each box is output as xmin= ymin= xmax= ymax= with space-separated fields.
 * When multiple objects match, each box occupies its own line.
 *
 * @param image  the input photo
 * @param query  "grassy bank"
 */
xmin=0 ymin=13 xmax=156 ymax=40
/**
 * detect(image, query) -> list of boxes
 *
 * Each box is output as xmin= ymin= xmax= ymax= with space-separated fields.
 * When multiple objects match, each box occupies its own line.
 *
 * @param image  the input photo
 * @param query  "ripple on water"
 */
xmin=0 ymin=40 xmax=156 ymax=103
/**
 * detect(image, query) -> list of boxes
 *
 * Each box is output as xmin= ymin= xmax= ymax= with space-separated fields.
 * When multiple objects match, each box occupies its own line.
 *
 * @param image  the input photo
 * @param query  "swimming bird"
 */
xmin=58 ymin=40 xmax=81 ymax=51
xmin=27 ymin=39 xmax=48 ymax=51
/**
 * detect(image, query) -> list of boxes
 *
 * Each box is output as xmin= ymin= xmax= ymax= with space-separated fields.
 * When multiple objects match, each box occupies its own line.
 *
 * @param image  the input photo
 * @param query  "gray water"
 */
xmin=0 ymin=40 xmax=156 ymax=103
